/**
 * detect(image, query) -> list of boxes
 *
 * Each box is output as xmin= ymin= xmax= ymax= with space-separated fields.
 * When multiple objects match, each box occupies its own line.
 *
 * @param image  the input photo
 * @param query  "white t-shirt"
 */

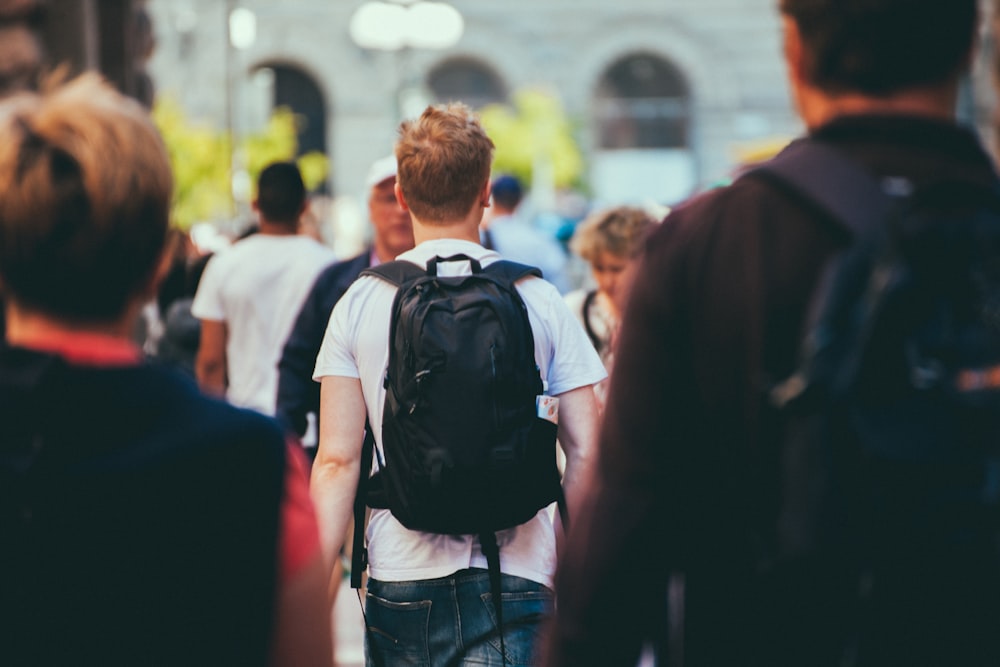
xmin=313 ymin=238 xmax=606 ymax=587
xmin=192 ymin=234 xmax=336 ymax=415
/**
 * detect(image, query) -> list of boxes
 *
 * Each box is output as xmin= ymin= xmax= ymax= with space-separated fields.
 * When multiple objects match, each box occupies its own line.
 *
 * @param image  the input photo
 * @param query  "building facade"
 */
xmin=145 ymin=0 xmax=997 ymax=220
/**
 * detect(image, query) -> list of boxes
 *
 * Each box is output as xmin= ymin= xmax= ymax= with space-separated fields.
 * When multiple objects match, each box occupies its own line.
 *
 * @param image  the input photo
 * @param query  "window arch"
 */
xmin=427 ymin=57 xmax=507 ymax=109
xmin=595 ymin=53 xmax=690 ymax=150
xmin=252 ymin=63 xmax=329 ymax=192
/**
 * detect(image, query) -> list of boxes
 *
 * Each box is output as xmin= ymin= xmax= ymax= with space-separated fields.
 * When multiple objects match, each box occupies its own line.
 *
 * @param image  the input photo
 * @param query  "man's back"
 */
xmin=314 ymin=238 xmax=604 ymax=585
xmin=193 ymin=233 xmax=335 ymax=413
xmin=549 ymin=114 xmax=1000 ymax=666
xmin=0 ymin=347 xmax=288 ymax=666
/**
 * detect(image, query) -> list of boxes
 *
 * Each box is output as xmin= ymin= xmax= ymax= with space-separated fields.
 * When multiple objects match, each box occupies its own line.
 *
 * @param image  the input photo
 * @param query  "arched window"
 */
xmin=596 ymin=53 xmax=690 ymax=149
xmin=271 ymin=65 xmax=326 ymax=157
xmin=252 ymin=63 xmax=329 ymax=193
xmin=591 ymin=53 xmax=695 ymax=206
xmin=427 ymin=58 xmax=506 ymax=109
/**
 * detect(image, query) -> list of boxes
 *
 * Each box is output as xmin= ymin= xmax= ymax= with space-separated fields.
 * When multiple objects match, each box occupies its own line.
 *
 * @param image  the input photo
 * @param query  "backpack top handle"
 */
xmin=426 ymin=254 xmax=483 ymax=276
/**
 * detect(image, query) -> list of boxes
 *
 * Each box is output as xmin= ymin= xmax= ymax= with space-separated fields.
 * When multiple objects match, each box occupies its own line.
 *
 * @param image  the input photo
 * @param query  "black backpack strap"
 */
xmin=359 ymin=259 xmax=427 ymax=286
xmin=350 ymin=423 xmax=376 ymax=589
xmin=750 ymin=138 xmax=899 ymax=410
xmin=483 ymin=259 xmax=543 ymax=283
xmin=750 ymin=137 xmax=895 ymax=239
xmin=479 ymin=531 xmax=510 ymax=665
xmin=581 ymin=289 xmax=603 ymax=354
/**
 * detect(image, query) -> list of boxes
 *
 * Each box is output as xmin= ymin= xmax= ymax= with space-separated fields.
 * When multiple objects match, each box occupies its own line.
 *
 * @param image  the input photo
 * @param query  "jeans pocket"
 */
xmin=479 ymin=589 xmax=553 ymax=665
xmin=365 ymin=592 xmax=432 ymax=666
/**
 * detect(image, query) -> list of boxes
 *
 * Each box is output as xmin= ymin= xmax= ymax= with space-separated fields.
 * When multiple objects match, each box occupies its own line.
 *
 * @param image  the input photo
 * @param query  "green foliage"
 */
xmin=152 ymin=97 xmax=232 ymax=232
xmin=152 ymin=97 xmax=330 ymax=230
xmin=479 ymin=89 xmax=584 ymax=189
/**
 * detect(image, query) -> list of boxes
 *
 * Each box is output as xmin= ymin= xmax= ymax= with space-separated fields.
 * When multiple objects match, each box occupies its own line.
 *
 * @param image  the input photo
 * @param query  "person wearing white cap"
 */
xmin=276 ymin=154 xmax=414 ymax=451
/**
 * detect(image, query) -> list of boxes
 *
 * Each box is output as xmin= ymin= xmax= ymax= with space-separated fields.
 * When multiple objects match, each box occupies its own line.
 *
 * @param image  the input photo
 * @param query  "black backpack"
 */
xmin=742 ymin=139 xmax=1000 ymax=665
xmin=350 ymin=253 xmax=564 ymax=662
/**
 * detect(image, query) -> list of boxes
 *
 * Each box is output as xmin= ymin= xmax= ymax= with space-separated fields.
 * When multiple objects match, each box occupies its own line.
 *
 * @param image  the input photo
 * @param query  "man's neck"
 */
xmin=257 ymin=220 xmax=298 ymax=236
xmin=5 ymin=301 xmax=135 ymax=345
xmin=798 ymin=82 xmax=959 ymax=131
xmin=412 ymin=213 xmax=483 ymax=245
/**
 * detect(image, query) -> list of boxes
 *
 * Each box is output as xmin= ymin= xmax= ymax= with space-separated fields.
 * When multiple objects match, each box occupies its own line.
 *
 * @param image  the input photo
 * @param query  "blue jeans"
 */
xmin=364 ymin=568 xmax=553 ymax=666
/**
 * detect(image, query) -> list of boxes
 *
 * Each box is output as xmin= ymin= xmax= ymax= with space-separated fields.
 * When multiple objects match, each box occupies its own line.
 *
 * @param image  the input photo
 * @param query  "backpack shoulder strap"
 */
xmin=359 ymin=260 xmax=427 ymax=287
xmin=749 ymin=137 xmax=895 ymax=239
xmin=350 ymin=422 xmax=376 ymax=590
xmin=483 ymin=259 xmax=543 ymax=284
xmin=581 ymin=289 xmax=603 ymax=354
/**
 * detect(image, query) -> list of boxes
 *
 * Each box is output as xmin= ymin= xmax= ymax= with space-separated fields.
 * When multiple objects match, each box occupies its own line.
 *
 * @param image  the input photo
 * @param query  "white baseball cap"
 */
xmin=365 ymin=155 xmax=397 ymax=190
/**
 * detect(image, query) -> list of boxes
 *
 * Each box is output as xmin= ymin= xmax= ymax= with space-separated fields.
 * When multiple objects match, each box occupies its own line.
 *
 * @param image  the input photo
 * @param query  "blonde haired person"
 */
xmin=564 ymin=206 xmax=658 ymax=408
xmin=0 ymin=74 xmax=331 ymax=667
xmin=311 ymin=103 xmax=605 ymax=666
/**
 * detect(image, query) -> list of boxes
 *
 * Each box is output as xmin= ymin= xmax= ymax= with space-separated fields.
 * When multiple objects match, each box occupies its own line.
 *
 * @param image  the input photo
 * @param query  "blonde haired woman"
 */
xmin=565 ymin=206 xmax=658 ymax=407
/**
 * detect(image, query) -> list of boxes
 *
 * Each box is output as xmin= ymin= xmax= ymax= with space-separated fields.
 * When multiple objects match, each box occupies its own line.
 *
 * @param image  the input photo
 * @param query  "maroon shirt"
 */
xmin=545 ymin=114 xmax=1000 ymax=666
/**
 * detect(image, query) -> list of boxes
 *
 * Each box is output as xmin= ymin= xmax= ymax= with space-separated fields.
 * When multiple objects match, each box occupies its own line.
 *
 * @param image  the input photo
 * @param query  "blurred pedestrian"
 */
xmin=481 ymin=174 xmax=572 ymax=293
xmin=0 ymin=73 xmax=331 ymax=666
xmin=276 ymin=154 xmax=414 ymax=454
xmin=563 ymin=206 xmax=657 ymax=409
xmin=155 ymin=250 xmax=214 ymax=378
xmin=544 ymin=1 xmax=1000 ymax=666
xmin=192 ymin=161 xmax=336 ymax=415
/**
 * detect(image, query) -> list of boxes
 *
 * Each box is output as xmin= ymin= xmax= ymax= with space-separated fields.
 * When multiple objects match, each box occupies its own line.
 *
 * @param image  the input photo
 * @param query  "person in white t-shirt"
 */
xmin=311 ymin=103 xmax=606 ymax=666
xmin=192 ymin=162 xmax=337 ymax=415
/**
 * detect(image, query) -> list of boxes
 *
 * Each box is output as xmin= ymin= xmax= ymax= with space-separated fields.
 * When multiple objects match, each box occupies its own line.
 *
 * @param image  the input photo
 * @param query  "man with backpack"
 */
xmin=311 ymin=103 xmax=605 ymax=666
xmin=544 ymin=1 xmax=1000 ymax=666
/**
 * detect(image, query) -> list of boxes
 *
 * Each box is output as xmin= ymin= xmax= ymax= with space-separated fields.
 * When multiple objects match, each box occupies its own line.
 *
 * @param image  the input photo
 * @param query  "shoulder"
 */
xmin=324 ymin=251 xmax=370 ymax=282
xmin=297 ymin=236 xmax=337 ymax=255
xmin=307 ymin=251 xmax=369 ymax=294
xmin=645 ymin=175 xmax=795 ymax=266
xmin=562 ymin=288 xmax=588 ymax=314
xmin=82 ymin=365 xmax=288 ymax=474
xmin=332 ymin=270 xmax=396 ymax=317
xmin=201 ymin=237 xmax=261 ymax=272
xmin=513 ymin=272 xmax=562 ymax=303
xmin=152 ymin=366 xmax=285 ymax=441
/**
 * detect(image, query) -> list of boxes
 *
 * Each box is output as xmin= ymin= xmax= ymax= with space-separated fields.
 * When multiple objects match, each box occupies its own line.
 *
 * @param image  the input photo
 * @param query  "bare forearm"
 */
xmin=196 ymin=359 xmax=226 ymax=397
xmin=196 ymin=319 xmax=228 ymax=398
xmin=556 ymin=385 xmax=600 ymax=514
xmin=309 ymin=460 xmax=359 ymax=566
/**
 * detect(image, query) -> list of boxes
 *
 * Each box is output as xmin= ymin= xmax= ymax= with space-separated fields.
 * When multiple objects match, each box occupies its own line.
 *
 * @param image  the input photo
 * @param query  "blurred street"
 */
xmin=334 ymin=577 xmax=366 ymax=667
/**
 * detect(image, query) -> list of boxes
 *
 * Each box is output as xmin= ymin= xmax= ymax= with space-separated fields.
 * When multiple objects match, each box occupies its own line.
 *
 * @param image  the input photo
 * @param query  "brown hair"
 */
xmin=570 ymin=206 xmax=657 ymax=263
xmin=395 ymin=103 xmax=494 ymax=224
xmin=780 ymin=0 xmax=977 ymax=96
xmin=0 ymin=73 xmax=173 ymax=322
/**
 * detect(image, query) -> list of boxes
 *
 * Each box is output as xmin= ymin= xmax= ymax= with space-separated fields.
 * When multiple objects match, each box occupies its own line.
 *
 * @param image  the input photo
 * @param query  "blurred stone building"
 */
xmin=143 ymin=0 xmax=996 ymax=211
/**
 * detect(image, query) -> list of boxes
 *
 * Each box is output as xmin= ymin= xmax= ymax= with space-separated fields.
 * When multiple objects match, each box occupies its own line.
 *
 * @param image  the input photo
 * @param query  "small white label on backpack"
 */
xmin=537 ymin=395 xmax=559 ymax=424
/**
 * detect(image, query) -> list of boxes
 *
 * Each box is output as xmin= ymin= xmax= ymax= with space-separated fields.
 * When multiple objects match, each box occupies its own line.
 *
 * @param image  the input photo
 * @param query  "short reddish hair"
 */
xmin=395 ymin=103 xmax=494 ymax=224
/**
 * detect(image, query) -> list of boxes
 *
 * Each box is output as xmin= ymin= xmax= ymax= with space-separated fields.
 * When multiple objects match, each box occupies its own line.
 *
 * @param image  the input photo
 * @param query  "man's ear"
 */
xmin=394 ymin=182 xmax=411 ymax=212
xmin=481 ymin=179 xmax=492 ymax=208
